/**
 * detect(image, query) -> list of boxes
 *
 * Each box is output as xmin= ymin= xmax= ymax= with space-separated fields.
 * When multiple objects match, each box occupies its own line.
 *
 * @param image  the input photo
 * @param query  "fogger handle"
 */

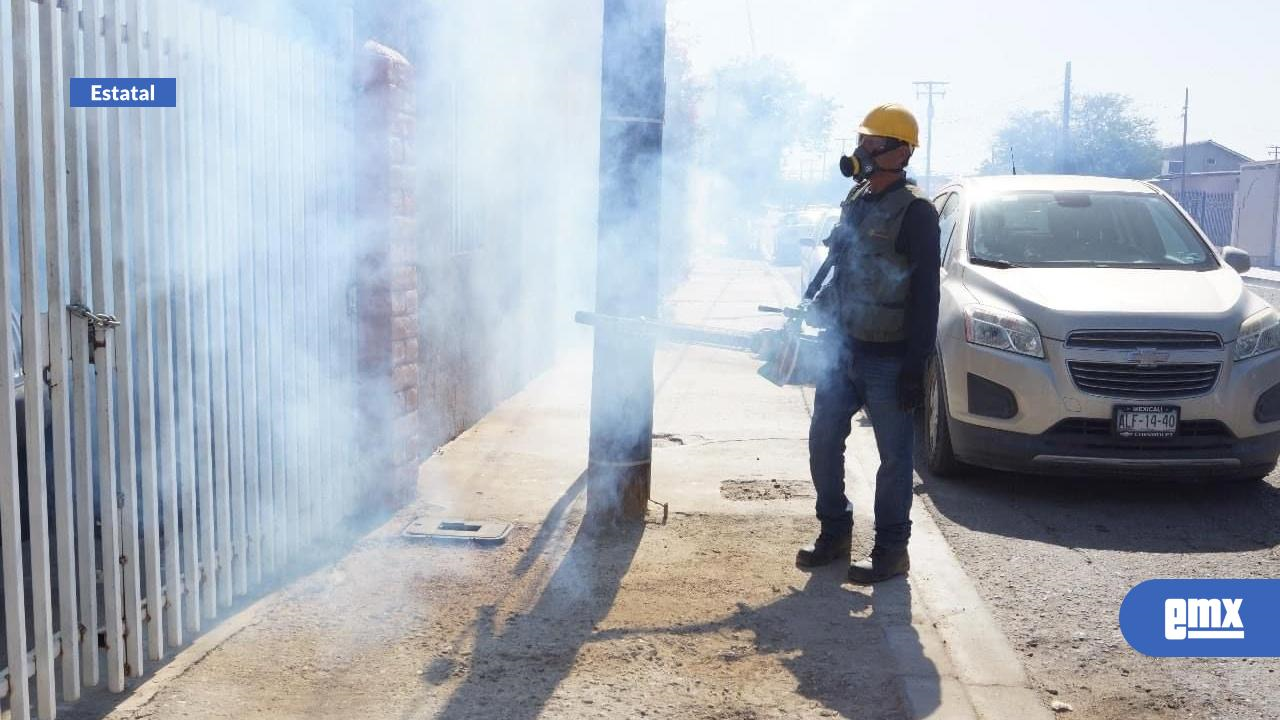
xmin=758 ymin=305 xmax=806 ymax=320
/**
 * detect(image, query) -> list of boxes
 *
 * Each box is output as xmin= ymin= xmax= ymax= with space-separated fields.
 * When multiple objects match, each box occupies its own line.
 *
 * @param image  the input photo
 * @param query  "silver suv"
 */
xmin=922 ymin=175 xmax=1280 ymax=481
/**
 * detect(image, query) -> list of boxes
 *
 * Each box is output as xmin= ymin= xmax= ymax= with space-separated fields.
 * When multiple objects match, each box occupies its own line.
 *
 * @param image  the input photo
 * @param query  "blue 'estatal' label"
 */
xmin=70 ymin=78 xmax=176 ymax=107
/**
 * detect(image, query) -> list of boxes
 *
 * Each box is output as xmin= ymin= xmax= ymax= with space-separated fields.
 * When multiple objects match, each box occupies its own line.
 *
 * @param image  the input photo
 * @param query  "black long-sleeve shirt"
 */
xmin=846 ymin=179 xmax=941 ymax=377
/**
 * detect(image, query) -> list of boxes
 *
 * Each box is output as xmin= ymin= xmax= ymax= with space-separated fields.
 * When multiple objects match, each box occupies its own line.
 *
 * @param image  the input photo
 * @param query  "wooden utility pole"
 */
xmin=1180 ymin=88 xmax=1189 ymax=200
xmin=1060 ymin=61 xmax=1072 ymax=173
xmin=587 ymin=0 xmax=667 ymax=523
xmin=913 ymin=81 xmax=948 ymax=194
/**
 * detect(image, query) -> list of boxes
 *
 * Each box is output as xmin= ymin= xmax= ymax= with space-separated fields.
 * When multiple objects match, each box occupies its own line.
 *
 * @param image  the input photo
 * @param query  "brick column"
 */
xmin=355 ymin=40 xmax=421 ymax=509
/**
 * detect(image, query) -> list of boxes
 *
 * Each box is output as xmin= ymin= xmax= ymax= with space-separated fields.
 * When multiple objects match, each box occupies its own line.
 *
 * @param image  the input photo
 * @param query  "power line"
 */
xmin=1269 ymin=146 xmax=1280 ymax=161
xmin=914 ymin=81 xmax=948 ymax=193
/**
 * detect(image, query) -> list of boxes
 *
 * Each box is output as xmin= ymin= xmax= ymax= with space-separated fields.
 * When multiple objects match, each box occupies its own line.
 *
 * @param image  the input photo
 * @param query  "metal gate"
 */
xmin=0 ymin=1 xmax=358 ymax=717
xmin=1175 ymin=190 xmax=1235 ymax=248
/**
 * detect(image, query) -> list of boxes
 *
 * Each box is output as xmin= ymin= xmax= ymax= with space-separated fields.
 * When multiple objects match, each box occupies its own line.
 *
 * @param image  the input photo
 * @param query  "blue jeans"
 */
xmin=808 ymin=340 xmax=914 ymax=550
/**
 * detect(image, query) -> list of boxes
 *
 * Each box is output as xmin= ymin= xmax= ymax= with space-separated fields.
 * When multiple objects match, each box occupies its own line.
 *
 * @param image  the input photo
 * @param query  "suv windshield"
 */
xmin=968 ymin=191 xmax=1218 ymax=269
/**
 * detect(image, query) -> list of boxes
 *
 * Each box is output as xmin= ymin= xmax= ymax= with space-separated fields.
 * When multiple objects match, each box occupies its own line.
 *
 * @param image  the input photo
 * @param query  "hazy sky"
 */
xmin=668 ymin=0 xmax=1279 ymax=176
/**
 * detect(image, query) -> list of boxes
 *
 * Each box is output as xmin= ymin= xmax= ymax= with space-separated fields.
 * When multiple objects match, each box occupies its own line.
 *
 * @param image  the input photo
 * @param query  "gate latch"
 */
xmin=68 ymin=304 xmax=121 ymax=357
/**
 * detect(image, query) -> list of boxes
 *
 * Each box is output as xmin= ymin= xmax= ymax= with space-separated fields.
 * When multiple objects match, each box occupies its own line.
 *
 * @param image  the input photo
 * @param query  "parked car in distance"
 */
xmin=768 ymin=206 xmax=838 ymax=267
xmin=793 ymin=207 xmax=841 ymax=294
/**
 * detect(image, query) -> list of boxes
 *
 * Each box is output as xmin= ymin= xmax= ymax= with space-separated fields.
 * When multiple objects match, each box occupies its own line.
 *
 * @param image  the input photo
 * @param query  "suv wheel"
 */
xmin=923 ymin=356 xmax=962 ymax=477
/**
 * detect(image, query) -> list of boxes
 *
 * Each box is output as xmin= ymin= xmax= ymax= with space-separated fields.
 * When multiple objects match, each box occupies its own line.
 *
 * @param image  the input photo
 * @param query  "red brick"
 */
xmin=391 ymin=264 xmax=417 ymax=291
xmin=396 ymin=387 xmax=419 ymax=415
xmin=391 ymin=287 xmax=420 ymax=316
xmin=398 ymin=289 xmax=419 ymax=314
xmin=390 ymin=218 xmax=417 ymax=248
xmin=391 ymin=314 xmax=416 ymax=341
xmin=391 ymin=337 xmax=421 ymax=367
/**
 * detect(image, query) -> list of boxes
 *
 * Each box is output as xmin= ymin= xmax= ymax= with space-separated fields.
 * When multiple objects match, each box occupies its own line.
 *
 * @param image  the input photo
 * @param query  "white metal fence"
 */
xmin=0 ymin=1 xmax=358 ymax=717
xmin=1175 ymin=190 xmax=1235 ymax=248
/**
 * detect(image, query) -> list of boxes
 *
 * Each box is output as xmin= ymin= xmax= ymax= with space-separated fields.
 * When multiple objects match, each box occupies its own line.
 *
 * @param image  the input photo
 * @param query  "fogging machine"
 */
xmin=574 ymin=305 xmax=824 ymax=386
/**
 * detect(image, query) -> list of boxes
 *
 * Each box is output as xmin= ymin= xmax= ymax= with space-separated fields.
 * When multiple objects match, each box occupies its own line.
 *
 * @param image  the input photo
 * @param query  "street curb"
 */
xmin=103 ymin=593 xmax=276 ymax=719
xmin=908 ymin=499 xmax=1052 ymax=720
xmin=845 ymin=426 xmax=1053 ymax=720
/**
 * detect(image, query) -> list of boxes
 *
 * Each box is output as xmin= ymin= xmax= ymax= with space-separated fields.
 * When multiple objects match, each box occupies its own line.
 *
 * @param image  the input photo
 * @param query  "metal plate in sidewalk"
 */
xmin=402 ymin=517 xmax=512 ymax=544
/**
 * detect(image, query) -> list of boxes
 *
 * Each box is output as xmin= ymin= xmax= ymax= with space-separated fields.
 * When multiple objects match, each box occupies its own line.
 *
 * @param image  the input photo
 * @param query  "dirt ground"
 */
xmin=98 ymin=499 xmax=921 ymax=720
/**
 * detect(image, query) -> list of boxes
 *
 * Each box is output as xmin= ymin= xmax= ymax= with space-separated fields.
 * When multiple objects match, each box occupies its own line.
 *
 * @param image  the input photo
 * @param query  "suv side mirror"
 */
xmin=1222 ymin=246 xmax=1252 ymax=274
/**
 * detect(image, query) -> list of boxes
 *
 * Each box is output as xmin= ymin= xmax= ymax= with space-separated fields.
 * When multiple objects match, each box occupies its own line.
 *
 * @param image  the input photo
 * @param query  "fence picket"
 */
xmin=104 ymin=0 xmax=146 ymax=681
xmin=221 ymin=14 xmax=249 ymax=599
xmin=0 ymin=2 xmax=32 ymax=716
xmin=83 ymin=0 xmax=128 ymax=693
xmin=148 ymin=0 xmax=185 ymax=650
xmin=173 ymin=0 xmax=202 ymax=636
xmin=231 ymin=19 xmax=258 ymax=592
xmin=268 ymin=33 xmax=288 ymax=568
xmin=10 ymin=0 xmax=60 ymax=712
xmin=205 ymin=8 xmax=234 ymax=612
xmin=118 ymin=0 xmax=166 ymax=669
xmin=46 ymin=0 xmax=85 ymax=698
xmin=250 ymin=26 xmax=276 ymax=578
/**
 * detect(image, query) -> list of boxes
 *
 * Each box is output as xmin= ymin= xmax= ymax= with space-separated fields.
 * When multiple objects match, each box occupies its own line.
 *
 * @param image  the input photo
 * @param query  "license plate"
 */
xmin=1113 ymin=405 xmax=1180 ymax=438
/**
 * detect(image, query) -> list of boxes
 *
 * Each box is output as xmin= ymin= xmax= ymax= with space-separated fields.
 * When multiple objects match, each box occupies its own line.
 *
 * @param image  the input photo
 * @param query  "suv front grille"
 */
xmin=1067 ymin=361 xmax=1220 ymax=399
xmin=1065 ymin=330 xmax=1223 ymax=350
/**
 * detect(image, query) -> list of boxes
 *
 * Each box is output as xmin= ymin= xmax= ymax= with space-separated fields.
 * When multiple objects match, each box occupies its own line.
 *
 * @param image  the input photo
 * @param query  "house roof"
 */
xmin=1162 ymin=139 xmax=1253 ymax=162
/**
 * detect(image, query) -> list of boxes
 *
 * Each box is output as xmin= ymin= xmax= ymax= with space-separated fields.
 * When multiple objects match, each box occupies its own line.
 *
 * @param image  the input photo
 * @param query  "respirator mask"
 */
xmin=839 ymin=139 xmax=905 ymax=181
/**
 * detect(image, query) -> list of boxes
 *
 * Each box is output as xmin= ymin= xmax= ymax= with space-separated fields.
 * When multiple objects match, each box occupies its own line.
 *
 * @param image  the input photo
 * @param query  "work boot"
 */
xmin=795 ymin=532 xmax=851 ymax=568
xmin=847 ymin=545 xmax=910 ymax=584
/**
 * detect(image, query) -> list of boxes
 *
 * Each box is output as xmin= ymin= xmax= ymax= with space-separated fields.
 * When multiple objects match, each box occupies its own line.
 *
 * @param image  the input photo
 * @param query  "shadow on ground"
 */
xmin=918 ymin=465 xmax=1280 ymax=554
xmin=585 ymin=566 xmax=935 ymax=720
xmin=426 ymin=515 xmax=643 ymax=720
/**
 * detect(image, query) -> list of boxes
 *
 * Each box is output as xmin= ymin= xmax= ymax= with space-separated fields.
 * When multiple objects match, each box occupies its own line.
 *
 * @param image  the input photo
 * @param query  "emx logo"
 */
xmin=1164 ymin=598 xmax=1243 ymax=640
xmin=1121 ymin=579 xmax=1280 ymax=657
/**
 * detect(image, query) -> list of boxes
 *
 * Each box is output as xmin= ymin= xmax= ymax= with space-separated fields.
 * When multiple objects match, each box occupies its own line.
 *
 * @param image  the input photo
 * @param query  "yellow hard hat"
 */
xmin=857 ymin=104 xmax=920 ymax=148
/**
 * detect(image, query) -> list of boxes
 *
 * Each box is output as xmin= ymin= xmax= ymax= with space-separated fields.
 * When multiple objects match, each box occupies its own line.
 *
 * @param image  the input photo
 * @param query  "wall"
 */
xmin=1234 ymin=162 xmax=1280 ymax=266
xmin=354 ymin=41 xmax=422 ymax=506
xmin=1161 ymin=142 xmax=1251 ymax=174
xmin=404 ymin=1 xmax=604 ymax=451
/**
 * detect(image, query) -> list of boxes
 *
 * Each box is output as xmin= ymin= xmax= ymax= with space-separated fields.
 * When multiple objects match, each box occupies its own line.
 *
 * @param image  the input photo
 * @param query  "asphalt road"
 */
xmin=1245 ymin=280 xmax=1280 ymax=310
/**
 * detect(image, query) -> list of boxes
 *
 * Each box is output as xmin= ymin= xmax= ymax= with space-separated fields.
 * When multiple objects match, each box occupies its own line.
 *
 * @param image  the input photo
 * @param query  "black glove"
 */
xmin=897 ymin=366 xmax=925 ymax=411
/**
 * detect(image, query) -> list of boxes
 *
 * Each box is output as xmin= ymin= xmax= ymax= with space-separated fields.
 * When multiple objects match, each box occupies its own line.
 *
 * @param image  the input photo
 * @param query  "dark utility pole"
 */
xmin=588 ymin=0 xmax=667 ymax=522
xmin=1180 ymin=88 xmax=1189 ymax=200
xmin=913 ymin=81 xmax=947 ymax=193
xmin=1060 ymin=62 xmax=1072 ymax=173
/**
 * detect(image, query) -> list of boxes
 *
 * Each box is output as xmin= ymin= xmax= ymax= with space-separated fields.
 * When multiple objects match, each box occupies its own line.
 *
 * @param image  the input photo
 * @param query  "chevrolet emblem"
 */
xmin=1127 ymin=348 xmax=1171 ymax=367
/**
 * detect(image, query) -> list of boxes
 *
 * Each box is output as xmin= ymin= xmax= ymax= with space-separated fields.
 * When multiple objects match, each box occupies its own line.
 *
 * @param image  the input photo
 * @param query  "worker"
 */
xmin=796 ymin=103 xmax=941 ymax=584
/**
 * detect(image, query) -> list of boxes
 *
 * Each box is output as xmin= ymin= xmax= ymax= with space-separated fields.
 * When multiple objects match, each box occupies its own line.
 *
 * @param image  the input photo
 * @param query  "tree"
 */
xmin=660 ymin=32 xmax=703 ymax=293
xmin=698 ymin=57 xmax=835 ymax=253
xmin=980 ymin=93 xmax=1162 ymax=179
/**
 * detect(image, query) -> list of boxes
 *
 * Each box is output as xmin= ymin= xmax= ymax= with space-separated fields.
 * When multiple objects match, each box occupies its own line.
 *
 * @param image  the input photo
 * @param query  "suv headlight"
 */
xmin=964 ymin=305 xmax=1045 ymax=358
xmin=1234 ymin=308 xmax=1280 ymax=361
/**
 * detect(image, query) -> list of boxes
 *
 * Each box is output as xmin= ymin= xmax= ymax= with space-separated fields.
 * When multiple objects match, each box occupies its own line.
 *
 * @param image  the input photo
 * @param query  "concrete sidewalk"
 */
xmin=97 ymin=257 xmax=1050 ymax=720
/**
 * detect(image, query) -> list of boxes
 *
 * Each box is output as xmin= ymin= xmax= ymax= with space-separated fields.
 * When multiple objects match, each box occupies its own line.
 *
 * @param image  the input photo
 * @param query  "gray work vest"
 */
xmin=831 ymin=181 xmax=929 ymax=343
